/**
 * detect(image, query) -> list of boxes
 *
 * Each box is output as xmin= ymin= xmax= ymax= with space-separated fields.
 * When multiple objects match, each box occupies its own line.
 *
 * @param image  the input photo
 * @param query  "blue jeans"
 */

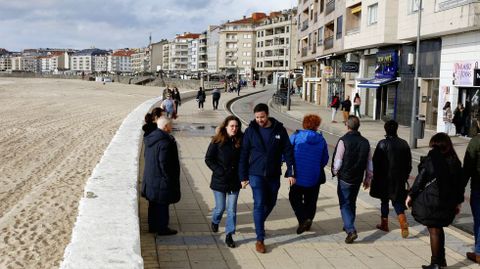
xmin=471 ymin=190 xmax=480 ymax=253
xmin=380 ymin=198 xmax=406 ymax=218
xmin=249 ymin=175 xmax=281 ymax=241
xmin=212 ymin=190 xmax=239 ymax=235
xmin=337 ymin=180 xmax=361 ymax=233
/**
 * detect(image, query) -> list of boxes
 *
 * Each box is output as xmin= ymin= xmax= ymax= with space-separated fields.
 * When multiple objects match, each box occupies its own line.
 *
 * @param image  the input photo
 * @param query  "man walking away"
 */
xmin=341 ymin=96 xmax=352 ymax=124
xmin=332 ymin=115 xmax=372 ymax=243
xmin=370 ymin=120 xmax=412 ymax=238
xmin=142 ymin=117 xmax=181 ymax=236
xmin=212 ymin=88 xmax=221 ymax=110
xmin=239 ymin=103 xmax=296 ymax=253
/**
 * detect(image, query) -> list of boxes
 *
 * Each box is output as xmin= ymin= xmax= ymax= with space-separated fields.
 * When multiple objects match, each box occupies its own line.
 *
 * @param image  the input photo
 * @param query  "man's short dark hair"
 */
xmin=384 ymin=120 xmax=398 ymax=136
xmin=254 ymin=103 xmax=269 ymax=114
xmin=346 ymin=115 xmax=360 ymax=131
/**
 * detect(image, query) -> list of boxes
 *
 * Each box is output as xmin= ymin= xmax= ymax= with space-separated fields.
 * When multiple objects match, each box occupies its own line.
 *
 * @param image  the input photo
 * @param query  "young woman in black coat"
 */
xmin=205 ymin=116 xmax=243 ymax=248
xmin=406 ymin=133 xmax=465 ymax=269
xmin=142 ymin=107 xmax=163 ymax=137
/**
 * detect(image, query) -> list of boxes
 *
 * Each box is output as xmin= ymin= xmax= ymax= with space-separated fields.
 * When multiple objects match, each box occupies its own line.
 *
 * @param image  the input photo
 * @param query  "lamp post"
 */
xmin=287 ymin=9 xmax=293 ymax=111
xmin=409 ymin=0 xmax=422 ymax=149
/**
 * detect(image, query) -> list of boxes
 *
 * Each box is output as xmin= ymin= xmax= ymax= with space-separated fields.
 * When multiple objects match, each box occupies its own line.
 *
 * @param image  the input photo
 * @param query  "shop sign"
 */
xmin=341 ymin=62 xmax=359 ymax=73
xmin=375 ymin=51 xmax=398 ymax=79
xmin=453 ymin=61 xmax=479 ymax=86
xmin=323 ymin=65 xmax=333 ymax=78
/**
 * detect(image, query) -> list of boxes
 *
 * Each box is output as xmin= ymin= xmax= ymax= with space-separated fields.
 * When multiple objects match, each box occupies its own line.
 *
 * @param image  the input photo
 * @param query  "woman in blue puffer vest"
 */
xmin=289 ymin=114 xmax=329 ymax=234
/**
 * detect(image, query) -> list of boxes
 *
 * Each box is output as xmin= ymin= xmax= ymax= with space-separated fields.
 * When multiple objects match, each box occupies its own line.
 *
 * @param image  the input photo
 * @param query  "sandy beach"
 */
xmin=0 ymin=78 xmax=165 ymax=268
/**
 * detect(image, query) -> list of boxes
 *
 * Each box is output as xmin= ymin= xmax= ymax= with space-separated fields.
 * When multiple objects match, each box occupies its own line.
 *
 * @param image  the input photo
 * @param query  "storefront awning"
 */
xmin=351 ymin=6 xmax=361 ymax=14
xmin=357 ymin=77 xmax=398 ymax=88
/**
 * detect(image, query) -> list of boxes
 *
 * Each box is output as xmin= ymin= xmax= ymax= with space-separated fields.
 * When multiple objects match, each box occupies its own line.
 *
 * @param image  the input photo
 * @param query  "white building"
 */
xmin=189 ymin=39 xmax=199 ymax=72
xmin=108 ymin=49 xmax=134 ymax=74
xmin=70 ymin=49 xmax=108 ymax=74
xmin=131 ymin=48 xmax=150 ymax=74
xmin=168 ymin=33 xmax=200 ymax=73
xmin=207 ymin=26 xmax=220 ymax=74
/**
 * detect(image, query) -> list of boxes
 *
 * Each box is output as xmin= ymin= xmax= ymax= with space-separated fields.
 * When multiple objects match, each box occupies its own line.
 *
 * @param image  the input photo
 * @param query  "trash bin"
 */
xmin=415 ymin=115 xmax=426 ymax=139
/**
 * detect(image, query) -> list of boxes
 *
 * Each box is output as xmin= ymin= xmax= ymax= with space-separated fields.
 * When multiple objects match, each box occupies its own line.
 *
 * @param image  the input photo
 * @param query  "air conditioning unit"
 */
xmin=346 ymin=53 xmax=359 ymax=63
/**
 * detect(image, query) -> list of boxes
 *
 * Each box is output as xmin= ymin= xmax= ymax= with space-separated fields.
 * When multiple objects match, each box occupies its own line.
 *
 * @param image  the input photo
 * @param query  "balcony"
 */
xmin=301 ymin=47 xmax=308 ymax=57
xmin=301 ymin=20 xmax=309 ymax=31
xmin=324 ymin=36 xmax=334 ymax=49
xmin=326 ymin=0 xmax=335 ymax=15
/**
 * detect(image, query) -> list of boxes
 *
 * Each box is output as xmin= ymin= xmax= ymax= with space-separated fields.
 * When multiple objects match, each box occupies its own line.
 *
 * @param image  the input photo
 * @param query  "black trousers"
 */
xmin=212 ymin=98 xmax=219 ymax=110
xmin=148 ymin=201 xmax=169 ymax=232
xmin=289 ymin=183 xmax=321 ymax=224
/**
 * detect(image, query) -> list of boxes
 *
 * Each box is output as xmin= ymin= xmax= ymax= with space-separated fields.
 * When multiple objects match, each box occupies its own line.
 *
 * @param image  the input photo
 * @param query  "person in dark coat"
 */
xmin=340 ymin=96 xmax=352 ymax=124
xmin=330 ymin=93 xmax=340 ymax=123
xmin=205 ymin=116 xmax=243 ymax=248
xmin=212 ymin=88 xmax=221 ymax=110
xmin=142 ymin=107 xmax=163 ymax=137
xmin=142 ymin=117 xmax=181 ymax=236
xmin=172 ymin=87 xmax=181 ymax=113
xmin=406 ymin=133 xmax=464 ymax=269
xmin=288 ymin=114 xmax=329 ymax=234
xmin=453 ymin=103 xmax=466 ymax=136
xmin=239 ymin=103 xmax=296 ymax=253
xmin=370 ymin=120 xmax=412 ymax=238
xmin=463 ymin=117 xmax=480 ymax=264
xmin=196 ymin=87 xmax=206 ymax=110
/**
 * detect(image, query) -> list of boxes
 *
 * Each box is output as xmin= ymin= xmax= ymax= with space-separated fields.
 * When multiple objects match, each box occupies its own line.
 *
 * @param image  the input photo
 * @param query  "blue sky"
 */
xmin=0 ymin=0 xmax=297 ymax=51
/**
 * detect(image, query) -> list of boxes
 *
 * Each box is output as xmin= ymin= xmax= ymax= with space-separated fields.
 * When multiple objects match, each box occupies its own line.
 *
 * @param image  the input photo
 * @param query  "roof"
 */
xmin=226 ymin=12 xmax=267 ymax=25
xmin=176 ymin=33 xmax=200 ymax=39
xmin=112 ymin=50 xmax=135 ymax=57
xmin=73 ymin=48 xmax=109 ymax=56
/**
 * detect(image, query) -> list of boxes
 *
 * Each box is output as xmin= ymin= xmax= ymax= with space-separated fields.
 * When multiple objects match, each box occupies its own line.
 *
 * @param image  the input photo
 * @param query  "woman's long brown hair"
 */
xmin=211 ymin=116 xmax=243 ymax=148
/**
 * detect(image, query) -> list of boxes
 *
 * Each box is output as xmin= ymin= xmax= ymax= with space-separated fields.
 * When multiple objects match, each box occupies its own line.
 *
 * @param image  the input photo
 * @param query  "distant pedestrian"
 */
xmin=172 ymin=87 xmax=181 ymax=113
xmin=330 ymin=93 xmax=340 ymax=123
xmin=406 ymin=133 xmax=464 ymax=268
xmin=341 ymin=96 xmax=352 ymax=124
xmin=239 ymin=103 xmax=296 ymax=253
xmin=212 ymin=88 xmax=221 ymax=110
xmin=163 ymin=87 xmax=172 ymax=100
xmin=443 ymin=102 xmax=453 ymax=135
xmin=142 ymin=107 xmax=164 ymax=136
xmin=205 ymin=116 xmax=244 ymax=248
xmin=453 ymin=103 xmax=466 ymax=136
xmin=463 ymin=116 xmax=480 ymax=264
xmin=353 ymin=93 xmax=361 ymax=118
xmin=370 ymin=120 xmax=412 ymax=238
xmin=289 ymin=114 xmax=329 ymax=234
xmin=253 ymin=80 xmax=256 ymax=88
xmin=142 ymin=117 xmax=181 ymax=236
xmin=237 ymin=81 xmax=242 ymax=96
xmin=161 ymin=94 xmax=176 ymax=119
xmin=196 ymin=87 xmax=206 ymax=111
xmin=332 ymin=115 xmax=372 ymax=244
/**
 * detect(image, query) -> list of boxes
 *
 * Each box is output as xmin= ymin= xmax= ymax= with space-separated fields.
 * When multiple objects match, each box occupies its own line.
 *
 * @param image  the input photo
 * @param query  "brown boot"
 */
xmin=255 ymin=240 xmax=266 ymax=253
xmin=466 ymin=252 xmax=480 ymax=263
xmin=376 ymin=217 xmax=389 ymax=232
xmin=398 ymin=213 xmax=409 ymax=238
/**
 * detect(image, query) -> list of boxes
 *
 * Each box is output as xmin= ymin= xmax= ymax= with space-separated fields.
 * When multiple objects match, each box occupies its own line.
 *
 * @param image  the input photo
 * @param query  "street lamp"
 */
xmin=409 ymin=0 xmax=422 ymax=149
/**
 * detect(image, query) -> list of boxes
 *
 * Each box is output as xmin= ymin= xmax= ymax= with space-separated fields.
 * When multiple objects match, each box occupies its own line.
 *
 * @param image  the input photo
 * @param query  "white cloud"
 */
xmin=0 ymin=0 xmax=297 ymax=51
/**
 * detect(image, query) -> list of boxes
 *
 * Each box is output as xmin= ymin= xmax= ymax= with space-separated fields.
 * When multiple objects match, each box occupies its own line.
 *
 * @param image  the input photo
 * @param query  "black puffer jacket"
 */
xmin=205 ymin=137 xmax=242 ymax=193
xmin=410 ymin=148 xmax=464 ymax=227
xmin=370 ymin=135 xmax=412 ymax=202
xmin=142 ymin=129 xmax=181 ymax=204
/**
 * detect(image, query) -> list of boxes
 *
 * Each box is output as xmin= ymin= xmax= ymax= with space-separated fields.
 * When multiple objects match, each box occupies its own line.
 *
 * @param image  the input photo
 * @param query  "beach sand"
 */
xmin=0 ymin=78 xmax=166 ymax=268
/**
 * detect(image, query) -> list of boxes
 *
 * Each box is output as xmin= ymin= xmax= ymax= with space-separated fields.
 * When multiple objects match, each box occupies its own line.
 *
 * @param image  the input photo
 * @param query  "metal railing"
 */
xmin=326 ymin=0 xmax=335 ymax=15
xmin=301 ymin=47 xmax=308 ymax=57
xmin=324 ymin=36 xmax=334 ymax=49
xmin=301 ymin=20 xmax=309 ymax=31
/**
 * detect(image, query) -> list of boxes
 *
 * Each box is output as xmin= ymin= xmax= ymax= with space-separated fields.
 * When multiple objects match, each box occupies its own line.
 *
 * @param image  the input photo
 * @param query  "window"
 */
xmin=368 ymin=3 xmax=378 ymax=25
xmin=286 ymin=26 xmax=290 ymax=33
xmin=317 ymin=26 xmax=323 ymax=45
xmin=409 ymin=0 xmax=422 ymax=13
xmin=336 ymin=16 xmax=343 ymax=39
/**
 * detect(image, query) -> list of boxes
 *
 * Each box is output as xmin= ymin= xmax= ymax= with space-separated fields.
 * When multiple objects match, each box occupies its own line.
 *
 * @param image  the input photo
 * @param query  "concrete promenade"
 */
xmin=139 ymin=87 xmax=477 ymax=269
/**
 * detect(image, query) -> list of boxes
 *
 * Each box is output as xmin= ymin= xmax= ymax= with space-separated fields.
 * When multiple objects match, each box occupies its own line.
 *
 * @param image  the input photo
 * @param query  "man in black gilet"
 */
xmin=332 ymin=115 xmax=372 ymax=243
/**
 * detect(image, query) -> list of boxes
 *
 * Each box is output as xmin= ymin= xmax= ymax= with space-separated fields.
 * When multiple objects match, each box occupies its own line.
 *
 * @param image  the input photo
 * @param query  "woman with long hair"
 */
xmin=443 ymin=102 xmax=453 ymax=135
xmin=142 ymin=107 xmax=163 ymax=136
xmin=205 ymin=116 xmax=243 ymax=248
xmin=406 ymin=133 xmax=465 ymax=268
xmin=353 ymin=93 xmax=361 ymax=118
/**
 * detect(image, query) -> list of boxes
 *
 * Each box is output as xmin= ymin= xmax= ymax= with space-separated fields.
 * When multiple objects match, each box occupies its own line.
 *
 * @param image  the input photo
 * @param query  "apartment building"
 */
xmin=162 ymin=43 xmax=170 ymax=71
xmin=71 ymin=49 xmax=108 ymax=74
xmin=0 ymin=54 xmax=12 ymax=71
xmin=189 ymin=38 xmax=199 ymax=72
xmin=218 ymin=13 xmax=266 ymax=81
xmin=198 ymin=32 xmax=208 ymax=72
xmin=108 ymin=49 xmax=134 ymax=74
xmin=255 ymin=9 xmax=298 ymax=85
xmin=167 ymin=33 xmax=200 ymax=73
xmin=150 ymin=40 xmax=168 ymax=73
xmin=131 ymin=48 xmax=150 ymax=74
xmin=296 ymin=0 xmax=347 ymax=107
xmin=207 ymin=26 xmax=220 ymax=74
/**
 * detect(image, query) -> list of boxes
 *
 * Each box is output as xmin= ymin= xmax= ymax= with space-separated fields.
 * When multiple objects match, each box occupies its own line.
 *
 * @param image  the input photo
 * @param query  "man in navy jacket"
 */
xmin=239 ymin=103 xmax=296 ymax=253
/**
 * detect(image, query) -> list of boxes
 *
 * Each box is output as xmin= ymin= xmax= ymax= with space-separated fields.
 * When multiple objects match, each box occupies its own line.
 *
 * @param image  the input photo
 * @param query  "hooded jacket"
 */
xmin=142 ymin=128 xmax=181 ymax=204
xmin=290 ymin=130 xmax=329 ymax=187
xmin=205 ymin=137 xmax=242 ymax=193
xmin=239 ymin=117 xmax=295 ymax=180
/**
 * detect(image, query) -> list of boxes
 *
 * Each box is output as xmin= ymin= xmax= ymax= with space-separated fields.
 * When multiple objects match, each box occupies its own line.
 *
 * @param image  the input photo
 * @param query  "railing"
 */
xmin=346 ymin=27 xmax=360 ymax=35
xmin=301 ymin=47 xmax=308 ymax=57
xmin=326 ymin=0 xmax=335 ymax=15
xmin=301 ymin=20 xmax=309 ymax=31
xmin=324 ymin=36 xmax=334 ymax=49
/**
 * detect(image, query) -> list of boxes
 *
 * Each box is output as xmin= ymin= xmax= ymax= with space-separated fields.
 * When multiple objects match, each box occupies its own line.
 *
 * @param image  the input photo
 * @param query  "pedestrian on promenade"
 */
xmin=332 ymin=115 xmax=372 ymax=244
xmin=253 ymin=80 xmax=256 ymax=88
xmin=142 ymin=107 xmax=163 ymax=136
xmin=463 ymin=116 xmax=480 ymax=264
xmin=205 ymin=116 xmax=243 ymax=248
xmin=370 ymin=120 xmax=412 ymax=238
xmin=196 ymin=87 xmax=206 ymax=111
xmin=330 ymin=93 xmax=340 ymax=123
xmin=161 ymin=94 xmax=176 ymax=119
xmin=142 ymin=117 xmax=181 ymax=236
xmin=406 ymin=133 xmax=464 ymax=269
xmin=453 ymin=103 xmax=466 ymax=136
xmin=443 ymin=102 xmax=453 ymax=135
xmin=341 ymin=96 xmax=352 ymax=124
xmin=172 ymin=87 xmax=181 ymax=113
xmin=289 ymin=114 xmax=329 ymax=234
xmin=353 ymin=93 xmax=361 ymax=118
xmin=239 ymin=103 xmax=296 ymax=253
xmin=212 ymin=88 xmax=221 ymax=110
xmin=237 ymin=81 xmax=242 ymax=96
xmin=163 ymin=87 xmax=172 ymax=100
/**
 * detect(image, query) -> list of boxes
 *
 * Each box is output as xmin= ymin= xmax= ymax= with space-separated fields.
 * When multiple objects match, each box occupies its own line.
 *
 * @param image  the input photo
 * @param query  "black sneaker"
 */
xmin=211 ymin=222 xmax=219 ymax=233
xmin=296 ymin=219 xmax=312 ymax=234
xmin=156 ymin=228 xmax=177 ymax=236
xmin=225 ymin=233 xmax=235 ymax=248
xmin=345 ymin=231 xmax=358 ymax=244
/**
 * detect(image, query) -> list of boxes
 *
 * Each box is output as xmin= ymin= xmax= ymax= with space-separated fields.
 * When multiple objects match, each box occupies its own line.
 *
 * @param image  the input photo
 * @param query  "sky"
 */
xmin=0 ymin=0 xmax=297 ymax=52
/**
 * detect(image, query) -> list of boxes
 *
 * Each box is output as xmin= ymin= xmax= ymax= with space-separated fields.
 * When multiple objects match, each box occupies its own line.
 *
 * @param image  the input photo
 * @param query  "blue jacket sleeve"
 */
xmin=320 ymin=138 xmax=329 ymax=168
xmin=281 ymin=128 xmax=295 ymax=177
xmin=238 ymin=128 xmax=251 ymax=181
